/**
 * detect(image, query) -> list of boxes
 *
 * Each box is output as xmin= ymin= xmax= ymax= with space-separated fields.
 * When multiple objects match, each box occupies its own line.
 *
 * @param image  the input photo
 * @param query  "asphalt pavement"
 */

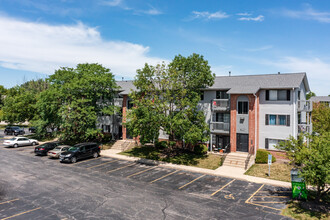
xmin=0 ymin=138 xmax=292 ymax=219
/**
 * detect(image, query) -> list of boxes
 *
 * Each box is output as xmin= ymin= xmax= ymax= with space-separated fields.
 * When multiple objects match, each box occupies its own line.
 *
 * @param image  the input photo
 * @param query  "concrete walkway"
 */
xmin=100 ymin=149 xmax=291 ymax=188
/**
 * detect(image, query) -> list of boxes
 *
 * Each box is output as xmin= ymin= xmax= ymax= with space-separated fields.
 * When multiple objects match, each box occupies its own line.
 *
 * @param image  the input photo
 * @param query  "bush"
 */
xmin=255 ymin=149 xmax=276 ymax=163
xmin=194 ymin=144 xmax=208 ymax=155
xmin=155 ymin=141 xmax=168 ymax=149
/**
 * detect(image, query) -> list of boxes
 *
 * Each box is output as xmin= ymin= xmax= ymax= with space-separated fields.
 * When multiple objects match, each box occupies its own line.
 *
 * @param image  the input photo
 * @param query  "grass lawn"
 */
xmin=244 ymin=163 xmax=292 ymax=182
xmin=120 ymin=145 xmax=223 ymax=170
xmin=282 ymin=201 xmax=330 ymax=220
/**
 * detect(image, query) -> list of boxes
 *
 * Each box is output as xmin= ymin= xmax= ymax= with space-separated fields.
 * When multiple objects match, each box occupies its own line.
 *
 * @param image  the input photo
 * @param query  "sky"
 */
xmin=0 ymin=0 xmax=329 ymax=95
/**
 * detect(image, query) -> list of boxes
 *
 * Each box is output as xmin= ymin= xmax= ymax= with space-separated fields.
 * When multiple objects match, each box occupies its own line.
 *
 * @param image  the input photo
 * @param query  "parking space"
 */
xmin=0 ymin=198 xmax=60 ymax=220
xmin=0 ymin=144 xmax=292 ymax=215
xmin=246 ymin=184 xmax=291 ymax=212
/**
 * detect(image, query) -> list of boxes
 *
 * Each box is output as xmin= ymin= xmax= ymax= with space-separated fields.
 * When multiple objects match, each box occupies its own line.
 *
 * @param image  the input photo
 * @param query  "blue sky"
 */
xmin=0 ymin=0 xmax=329 ymax=95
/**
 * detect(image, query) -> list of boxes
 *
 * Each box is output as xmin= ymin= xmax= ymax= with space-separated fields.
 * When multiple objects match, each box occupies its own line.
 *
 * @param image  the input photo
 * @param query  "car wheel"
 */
xmin=71 ymin=157 xmax=77 ymax=163
xmin=13 ymin=144 xmax=18 ymax=148
xmin=93 ymin=152 xmax=99 ymax=158
xmin=14 ymin=133 xmax=18 ymax=136
xmin=32 ymin=142 xmax=36 ymax=146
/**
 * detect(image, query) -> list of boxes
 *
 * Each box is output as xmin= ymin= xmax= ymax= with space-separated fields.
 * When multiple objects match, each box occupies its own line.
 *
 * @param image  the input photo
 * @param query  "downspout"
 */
xmin=292 ymin=88 xmax=295 ymax=138
xmin=253 ymin=93 xmax=257 ymax=157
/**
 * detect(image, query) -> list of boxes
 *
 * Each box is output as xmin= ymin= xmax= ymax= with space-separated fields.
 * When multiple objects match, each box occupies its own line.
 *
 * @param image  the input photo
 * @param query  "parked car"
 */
xmin=60 ymin=142 xmax=100 ymax=163
xmin=34 ymin=142 xmax=62 ymax=156
xmin=3 ymin=137 xmax=39 ymax=148
xmin=4 ymin=126 xmax=25 ymax=136
xmin=47 ymin=145 xmax=71 ymax=159
xmin=29 ymin=127 xmax=36 ymax=133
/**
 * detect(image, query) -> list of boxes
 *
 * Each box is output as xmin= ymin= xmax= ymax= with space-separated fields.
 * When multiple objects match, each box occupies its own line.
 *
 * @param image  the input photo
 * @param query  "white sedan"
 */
xmin=3 ymin=137 xmax=39 ymax=148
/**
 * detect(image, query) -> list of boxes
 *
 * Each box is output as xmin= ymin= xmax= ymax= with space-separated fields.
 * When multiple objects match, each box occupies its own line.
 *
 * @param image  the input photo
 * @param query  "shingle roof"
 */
xmin=116 ymin=80 xmax=136 ymax=95
xmin=116 ymin=72 xmax=310 ymax=95
xmin=206 ymin=72 xmax=309 ymax=94
xmin=310 ymin=96 xmax=330 ymax=102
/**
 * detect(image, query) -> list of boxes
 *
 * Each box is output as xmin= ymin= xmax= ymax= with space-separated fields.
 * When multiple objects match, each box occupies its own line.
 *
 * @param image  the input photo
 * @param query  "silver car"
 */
xmin=47 ymin=145 xmax=71 ymax=159
xmin=3 ymin=137 xmax=39 ymax=148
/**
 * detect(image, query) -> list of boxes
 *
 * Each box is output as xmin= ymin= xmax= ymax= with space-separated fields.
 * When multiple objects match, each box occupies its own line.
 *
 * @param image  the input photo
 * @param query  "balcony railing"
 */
xmin=114 ymin=98 xmax=123 ymax=107
xmin=298 ymin=124 xmax=312 ymax=134
xmin=211 ymin=122 xmax=230 ymax=134
xmin=297 ymin=100 xmax=312 ymax=112
xmin=212 ymin=99 xmax=230 ymax=111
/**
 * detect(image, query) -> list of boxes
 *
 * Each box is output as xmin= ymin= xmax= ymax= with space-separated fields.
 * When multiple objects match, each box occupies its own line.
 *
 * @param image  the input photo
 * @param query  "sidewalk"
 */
xmin=100 ymin=149 xmax=291 ymax=188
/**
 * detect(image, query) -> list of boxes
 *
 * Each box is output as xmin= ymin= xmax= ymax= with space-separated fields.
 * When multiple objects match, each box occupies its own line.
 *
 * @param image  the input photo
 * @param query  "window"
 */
xmin=279 ymin=115 xmax=286 ymax=125
xmin=238 ymin=101 xmax=248 ymax=114
xmin=213 ymin=113 xmax=230 ymax=123
xmin=266 ymin=90 xmax=290 ymax=101
xmin=216 ymin=91 xmax=229 ymax=99
xmin=269 ymin=115 xmax=277 ymax=125
xmin=265 ymin=138 xmax=285 ymax=150
xmin=298 ymin=91 xmax=301 ymax=100
xmin=265 ymin=114 xmax=290 ymax=126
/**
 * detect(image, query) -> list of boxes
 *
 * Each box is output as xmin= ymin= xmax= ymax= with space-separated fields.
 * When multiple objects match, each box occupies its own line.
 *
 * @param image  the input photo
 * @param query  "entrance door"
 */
xmin=237 ymin=134 xmax=249 ymax=152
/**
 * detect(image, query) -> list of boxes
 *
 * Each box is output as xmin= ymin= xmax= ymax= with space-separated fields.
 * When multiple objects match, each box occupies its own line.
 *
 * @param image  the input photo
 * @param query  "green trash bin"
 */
xmin=291 ymin=169 xmax=307 ymax=200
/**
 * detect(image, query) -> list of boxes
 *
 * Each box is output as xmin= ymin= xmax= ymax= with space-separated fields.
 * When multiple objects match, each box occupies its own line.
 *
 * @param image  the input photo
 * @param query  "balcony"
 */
xmin=212 ymin=99 xmax=230 ymax=111
xmin=298 ymin=124 xmax=312 ymax=134
xmin=211 ymin=122 xmax=230 ymax=134
xmin=114 ymin=98 xmax=123 ymax=106
xmin=297 ymin=100 xmax=312 ymax=112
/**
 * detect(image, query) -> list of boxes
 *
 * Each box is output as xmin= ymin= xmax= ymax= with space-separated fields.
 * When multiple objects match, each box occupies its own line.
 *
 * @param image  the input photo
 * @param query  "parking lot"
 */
xmin=0 ymin=137 xmax=292 ymax=219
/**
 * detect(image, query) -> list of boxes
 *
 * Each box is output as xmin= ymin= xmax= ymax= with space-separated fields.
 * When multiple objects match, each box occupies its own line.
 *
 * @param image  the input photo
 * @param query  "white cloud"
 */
xmin=140 ymin=8 xmax=162 ymax=15
xmin=102 ymin=0 xmax=122 ymax=7
xmin=265 ymin=57 xmax=330 ymax=95
xmin=282 ymin=5 xmax=330 ymax=23
xmin=245 ymin=45 xmax=273 ymax=52
xmin=236 ymin=12 xmax=252 ymax=16
xmin=238 ymin=15 xmax=264 ymax=21
xmin=191 ymin=11 xmax=229 ymax=20
xmin=0 ymin=15 xmax=166 ymax=78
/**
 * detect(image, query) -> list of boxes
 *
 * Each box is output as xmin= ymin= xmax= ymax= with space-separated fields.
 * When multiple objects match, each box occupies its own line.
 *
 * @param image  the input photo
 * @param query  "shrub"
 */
xmin=194 ymin=144 xmax=208 ymax=155
xmin=255 ymin=149 xmax=276 ymax=163
xmin=155 ymin=141 xmax=168 ymax=149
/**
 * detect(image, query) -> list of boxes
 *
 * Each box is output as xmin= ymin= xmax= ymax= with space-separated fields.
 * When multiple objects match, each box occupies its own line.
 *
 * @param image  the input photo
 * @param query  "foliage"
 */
xmin=193 ymin=144 xmax=208 ymax=155
xmin=306 ymin=91 xmax=316 ymax=100
xmin=255 ymin=149 xmax=276 ymax=163
xmin=120 ymin=145 xmax=222 ymax=169
xmin=155 ymin=141 xmax=168 ymax=149
xmin=311 ymin=102 xmax=330 ymax=134
xmin=1 ymin=79 xmax=49 ymax=123
xmin=44 ymin=63 xmax=118 ymax=143
xmin=277 ymin=133 xmax=330 ymax=201
xmin=0 ymin=85 xmax=7 ymax=109
xmin=127 ymin=53 xmax=214 ymax=148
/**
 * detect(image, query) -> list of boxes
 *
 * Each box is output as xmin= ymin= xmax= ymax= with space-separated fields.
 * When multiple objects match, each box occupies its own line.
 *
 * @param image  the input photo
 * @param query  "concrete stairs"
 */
xmin=110 ymin=139 xmax=135 ymax=152
xmin=222 ymin=152 xmax=255 ymax=170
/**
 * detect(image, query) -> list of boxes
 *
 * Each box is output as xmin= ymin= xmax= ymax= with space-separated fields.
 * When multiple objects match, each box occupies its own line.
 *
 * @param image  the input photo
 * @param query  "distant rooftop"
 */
xmin=310 ymin=96 xmax=330 ymax=102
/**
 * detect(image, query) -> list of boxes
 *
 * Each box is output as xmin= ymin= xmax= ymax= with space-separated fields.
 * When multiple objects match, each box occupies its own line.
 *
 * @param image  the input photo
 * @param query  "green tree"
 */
xmin=127 ymin=54 xmax=214 ymax=148
xmin=47 ymin=63 xmax=118 ymax=143
xmin=277 ymin=133 xmax=330 ymax=201
xmin=306 ymin=91 xmax=316 ymax=100
xmin=312 ymin=102 xmax=330 ymax=134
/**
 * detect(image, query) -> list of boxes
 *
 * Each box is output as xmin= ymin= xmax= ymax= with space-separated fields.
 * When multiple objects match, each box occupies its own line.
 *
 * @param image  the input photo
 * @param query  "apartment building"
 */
xmin=98 ymin=72 xmax=312 ymax=157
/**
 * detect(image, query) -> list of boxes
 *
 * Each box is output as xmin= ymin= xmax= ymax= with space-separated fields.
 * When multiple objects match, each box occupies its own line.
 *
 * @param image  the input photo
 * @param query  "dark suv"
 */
xmin=4 ymin=126 xmax=25 ymax=136
xmin=59 ymin=142 xmax=100 ymax=163
xmin=34 ymin=142 xmax=62 ymax=156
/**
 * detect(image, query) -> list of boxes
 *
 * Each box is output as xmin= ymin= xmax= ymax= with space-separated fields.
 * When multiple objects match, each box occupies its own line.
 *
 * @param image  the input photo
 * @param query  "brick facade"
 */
xmin=230 ymin=94 xmax=259 ymax=154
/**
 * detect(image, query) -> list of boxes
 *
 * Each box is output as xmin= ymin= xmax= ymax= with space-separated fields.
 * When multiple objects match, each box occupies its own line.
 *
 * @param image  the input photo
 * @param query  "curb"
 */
xmin=100 ymin=151 xmax=291 ymax=188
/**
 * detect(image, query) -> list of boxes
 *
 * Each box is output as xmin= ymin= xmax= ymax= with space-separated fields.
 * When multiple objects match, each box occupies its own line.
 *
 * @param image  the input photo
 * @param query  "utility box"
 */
xmin=291 ymin=169 xmax=307 ymax=200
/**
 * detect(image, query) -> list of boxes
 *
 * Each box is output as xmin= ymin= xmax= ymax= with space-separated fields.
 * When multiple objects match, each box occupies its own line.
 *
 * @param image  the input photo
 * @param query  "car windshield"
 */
xmin=68 ymin=147 xmax=79 ymax=152
xmin=9 ymin=138 xmax=16 ymax=141
xmin=12 ymin=127 xmax=19 ymax=129
xmin=54 ymin=146 xmax=62 ymax=150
